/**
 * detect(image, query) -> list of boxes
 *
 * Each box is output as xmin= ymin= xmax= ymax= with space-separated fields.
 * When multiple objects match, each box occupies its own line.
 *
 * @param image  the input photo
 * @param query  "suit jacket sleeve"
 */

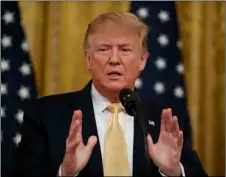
xmin=180 ymin=110 xmax=208 ymax=177
xmin=11 ymin=99 xmax=58 ymax=177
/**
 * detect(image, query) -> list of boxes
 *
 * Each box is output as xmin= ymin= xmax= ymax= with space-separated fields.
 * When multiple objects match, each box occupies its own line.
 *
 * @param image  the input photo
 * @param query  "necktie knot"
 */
xmin=106 ymin=103 xmax=122 ymax=114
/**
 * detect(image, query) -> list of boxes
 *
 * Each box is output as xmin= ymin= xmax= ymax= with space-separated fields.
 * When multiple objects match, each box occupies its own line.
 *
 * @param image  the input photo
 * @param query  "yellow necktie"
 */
xmin=103 ymin=103 xmax=130 ymax=176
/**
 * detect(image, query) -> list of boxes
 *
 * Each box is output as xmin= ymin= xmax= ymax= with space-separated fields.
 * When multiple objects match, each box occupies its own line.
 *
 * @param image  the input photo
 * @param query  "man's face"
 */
xmin=85 ymin=22 xmax=148 ymax=93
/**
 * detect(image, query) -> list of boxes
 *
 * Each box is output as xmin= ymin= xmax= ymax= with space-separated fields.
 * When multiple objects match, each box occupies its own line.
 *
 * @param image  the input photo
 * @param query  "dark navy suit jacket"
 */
xmin=12 ymin=81 xmax=207 ymax=177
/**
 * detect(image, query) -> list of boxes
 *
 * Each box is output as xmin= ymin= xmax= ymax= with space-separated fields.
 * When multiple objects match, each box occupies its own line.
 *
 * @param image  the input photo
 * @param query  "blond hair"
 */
xmin=84 ymin=12 xmax=149 ymax=52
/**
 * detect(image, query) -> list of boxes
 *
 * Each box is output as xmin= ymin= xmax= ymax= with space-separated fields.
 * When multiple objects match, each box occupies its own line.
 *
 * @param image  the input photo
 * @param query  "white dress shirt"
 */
xmin=59 ymin=84 xmax=185 ymax=176
xmin=91 ymin=83 xmax=134 ymax=175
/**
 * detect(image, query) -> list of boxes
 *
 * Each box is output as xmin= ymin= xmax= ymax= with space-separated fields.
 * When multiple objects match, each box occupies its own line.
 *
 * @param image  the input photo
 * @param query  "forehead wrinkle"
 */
xmin=95 ymin=42 xmax=133 ymax=48
xmin=87 ymin=26 xmax=141 ymax=51
xmin=93 ymin=35 xmax=138 ymax=47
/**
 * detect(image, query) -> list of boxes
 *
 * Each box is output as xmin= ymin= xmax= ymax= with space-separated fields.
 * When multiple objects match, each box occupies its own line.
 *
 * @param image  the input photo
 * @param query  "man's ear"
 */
xmin=139 ymin=51 xmax=149 ymax=71
xmin=85 ymin=49 xmax=91 ymax=71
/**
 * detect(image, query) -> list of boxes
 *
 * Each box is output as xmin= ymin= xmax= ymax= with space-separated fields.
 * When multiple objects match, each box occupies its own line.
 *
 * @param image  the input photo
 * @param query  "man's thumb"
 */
xmin=86 ymin=135 xmax=97 ymax=152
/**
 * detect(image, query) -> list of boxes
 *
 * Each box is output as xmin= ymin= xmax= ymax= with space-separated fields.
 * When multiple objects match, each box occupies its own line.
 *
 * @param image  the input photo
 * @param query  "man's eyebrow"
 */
xmin=95 ymin=43 xmax=133 ymax=47
xmin=95 ymin=43 xmax=111 ymax=47
xmin=119 ymin=44 xmax=132 ymax=47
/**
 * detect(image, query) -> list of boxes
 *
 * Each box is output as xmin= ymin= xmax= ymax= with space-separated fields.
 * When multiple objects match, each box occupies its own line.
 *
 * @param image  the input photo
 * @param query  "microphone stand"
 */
xmin=119 ymin=88 xmax=150 ymax=174
xmin=134 ymin=92 xmax=150 ymax=174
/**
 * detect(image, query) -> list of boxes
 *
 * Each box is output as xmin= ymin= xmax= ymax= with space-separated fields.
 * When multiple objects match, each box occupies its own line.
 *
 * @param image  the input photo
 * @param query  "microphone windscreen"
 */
xmin=119 ymin=88 xmax=137 ymax=116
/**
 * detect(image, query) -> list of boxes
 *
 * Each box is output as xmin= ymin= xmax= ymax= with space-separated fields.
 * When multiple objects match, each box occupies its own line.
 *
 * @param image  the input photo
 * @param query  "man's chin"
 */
xmin=104 ymin=82 xmax=127 ymax=93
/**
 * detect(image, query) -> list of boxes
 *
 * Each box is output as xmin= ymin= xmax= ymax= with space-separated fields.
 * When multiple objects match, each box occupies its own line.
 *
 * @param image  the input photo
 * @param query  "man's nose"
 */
xmin=109 ymin=49 xmax=120 ymax=65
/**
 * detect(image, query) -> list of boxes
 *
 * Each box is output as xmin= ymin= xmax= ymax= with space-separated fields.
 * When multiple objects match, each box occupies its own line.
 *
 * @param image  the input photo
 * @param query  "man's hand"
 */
xmin=147 ymin=108 xmax=183 ymax=176
xmin=61 ymin=110 xmax=97 ymax=176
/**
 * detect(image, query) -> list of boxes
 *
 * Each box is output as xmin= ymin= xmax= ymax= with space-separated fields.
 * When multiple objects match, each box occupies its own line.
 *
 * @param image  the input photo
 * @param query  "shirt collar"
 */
xmin=91 ymin=83 xmax=126 ymax=115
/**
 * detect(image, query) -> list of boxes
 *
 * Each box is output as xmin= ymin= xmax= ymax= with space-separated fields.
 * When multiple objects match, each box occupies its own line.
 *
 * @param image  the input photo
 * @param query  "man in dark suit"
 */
xmin=12 ymin=12 xmax=207 ymax=177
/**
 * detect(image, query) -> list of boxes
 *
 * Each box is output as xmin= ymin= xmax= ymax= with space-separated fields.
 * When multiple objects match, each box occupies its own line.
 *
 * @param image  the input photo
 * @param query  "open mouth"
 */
xmin=107 ymin=71 xmax=122 ymax=76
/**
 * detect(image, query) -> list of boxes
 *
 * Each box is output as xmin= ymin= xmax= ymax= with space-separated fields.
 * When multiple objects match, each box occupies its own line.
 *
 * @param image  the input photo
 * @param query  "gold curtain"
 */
xmin=18 ymin=1 xmax=130 ymax=95
xmin=18 ymin=1 xmax=225 ymax=176
xmin=176 ymin=2 xmax=225 ymax=176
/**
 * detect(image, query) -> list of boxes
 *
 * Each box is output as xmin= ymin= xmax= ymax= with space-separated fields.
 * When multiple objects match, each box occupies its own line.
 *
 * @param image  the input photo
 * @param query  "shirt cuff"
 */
xmin=58 ymin=166 xmax=79 ymax=177
xmin=159 ymin=163 xmax=186 ymax=176
xmin=58 ymin=166 xmax=61 ymax=176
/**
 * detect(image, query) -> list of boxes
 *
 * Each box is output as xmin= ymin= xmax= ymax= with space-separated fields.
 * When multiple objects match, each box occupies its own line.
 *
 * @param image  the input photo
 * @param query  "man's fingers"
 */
xmin=67 ymin=132 xmax=81 ymax=150
xmin=68 ymin=121 xmax=79 ymax=141
xmin=177 ymin=131 xmax=183 ymax=147
xmin=65 ymin=133 xmax=82 ymax=158
xmin=69 ymin=110 xmax=79 ymax=134
xmin=66 ymin=110 xmax=84 ymax=155
xmin=76 ymin=110 xmax=83 ymax=134
xmin=85 ymin=136 xmax=97 ymax=152
xmin=160 ymin=108 xmax=173 ymax=132
xmin=67 ymin=110 xmax=83 ymax=145
xmin=160 ymin=109 xmax=167 ymax=131
xmin=165 ymin=108 xmax=173 ymax=132
xmin=69 ymin=110 xmax=82 ymax=136
xmin=147 ymin=134 xmax=154 ymax=156
xmin=172 ymin=116 xmax=180 ymax=137
xmin=69 ymin=111 xmax=77 ymax=131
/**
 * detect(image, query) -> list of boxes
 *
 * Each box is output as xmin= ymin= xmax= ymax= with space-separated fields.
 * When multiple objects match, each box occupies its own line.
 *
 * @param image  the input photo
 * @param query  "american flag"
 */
xmin=131 ymin=2 xmax=188 ymax=114
xmin=1 ymin=1 xmax=37 ymax=176
xmin=1 ymin=1 xmax=189 ymax=176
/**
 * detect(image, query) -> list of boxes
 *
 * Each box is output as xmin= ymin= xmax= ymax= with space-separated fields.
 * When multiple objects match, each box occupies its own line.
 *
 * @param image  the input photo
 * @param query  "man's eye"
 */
xmin=122 ymin=48 xmax=131 ymax=52
xmin=98 ymin=48 xmax=108 ymax=52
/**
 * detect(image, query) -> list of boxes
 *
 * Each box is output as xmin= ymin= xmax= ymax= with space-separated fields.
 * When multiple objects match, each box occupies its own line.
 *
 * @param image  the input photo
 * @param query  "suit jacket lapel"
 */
xmin=72 ymin=81 xmax=103 ymax=176
xmin=133 ymin=99 xmax=161 ymax=177
xmin=133 ymin=116 xmax=151 ymax=176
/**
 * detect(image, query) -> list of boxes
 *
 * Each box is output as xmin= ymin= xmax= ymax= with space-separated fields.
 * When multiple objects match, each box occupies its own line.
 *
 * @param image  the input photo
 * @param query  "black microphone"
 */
xmin=119 ymin=88 xmax=145 ymax=131
xmin=119 ymin=88 xmax=150 ymax=172
xmin=119 ymin=88 xmax=138 ymax=117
